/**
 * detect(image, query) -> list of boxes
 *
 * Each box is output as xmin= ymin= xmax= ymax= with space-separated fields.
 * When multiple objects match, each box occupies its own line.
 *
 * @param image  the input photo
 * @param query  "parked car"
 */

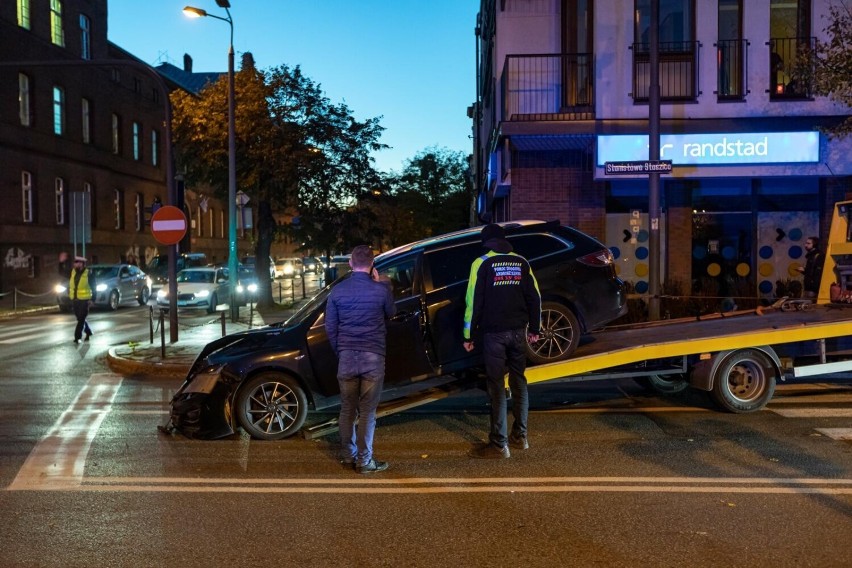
xmin=147 ymin=252 xmax=208 ymax=296
xmin=301 ymin=256 xmax=324 ymax=274
xmin=168 ymin=221 xmax=627 ymax=440
xmin=56 ymin=263 xmax=151 ymax=311
xmin=242 ymin=255 xmax=275 ymax=281
xmin=274 ymin=257 xmax=304 ymax=279
xmin=155 ymin=267 xmax=229 ymax=313
xmin=234 ymin=264 xmax=260 ymax=305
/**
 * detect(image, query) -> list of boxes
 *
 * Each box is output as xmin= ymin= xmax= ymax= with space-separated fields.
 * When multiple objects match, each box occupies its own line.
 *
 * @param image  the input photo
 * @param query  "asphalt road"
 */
xmin=0 ymin=307 xmax=850 ymax=567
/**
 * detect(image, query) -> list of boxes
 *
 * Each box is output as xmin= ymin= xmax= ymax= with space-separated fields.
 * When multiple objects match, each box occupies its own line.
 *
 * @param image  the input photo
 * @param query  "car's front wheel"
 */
xmin=235 ymin=373 xmax=309 ymax=440
xmin=206 ymin=293 xmax=218 ymax=314
xmin=526 ymin=301 xmax=580 ymax=364
xmin=108 ymin=290 xmax=120 ymax=310
xmin=137 ymin=286 xmax=150 ymax=305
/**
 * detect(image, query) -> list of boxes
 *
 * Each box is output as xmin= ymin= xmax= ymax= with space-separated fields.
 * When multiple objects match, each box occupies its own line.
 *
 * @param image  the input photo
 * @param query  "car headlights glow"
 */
xmin=284 ymin=265 xmax=294 ymax=275
xmin=197 ymin=289 xmax=210 ymax=298
xmin=55 ymin=284 xmax=67 ymax=294
xmin=247 ymin=283 xmax=258 ymax=293
xmin=236 ymin=284 xmax=245 ymax=293
xmin=96 ymin=284 xmax=108 ymax=292
xmin=157 ymin=289 xmax=167 ymax=299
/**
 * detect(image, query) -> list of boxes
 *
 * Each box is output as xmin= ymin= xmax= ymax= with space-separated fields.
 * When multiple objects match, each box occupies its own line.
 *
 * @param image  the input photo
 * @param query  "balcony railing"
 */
xmin=715 ymin=39 xmax=749 ymax=101
xmin=769 ymin=37 xmax=815 ymax=100
xmin=631 ymin=41 xmax=699 ymax=102
xmin=501 ymin=53 xmax=594 ymax=121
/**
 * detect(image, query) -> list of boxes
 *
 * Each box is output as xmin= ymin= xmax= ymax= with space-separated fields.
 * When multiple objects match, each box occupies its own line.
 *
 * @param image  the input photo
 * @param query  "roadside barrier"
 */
xmin=0 ymin=287 xmax=56 ymax=312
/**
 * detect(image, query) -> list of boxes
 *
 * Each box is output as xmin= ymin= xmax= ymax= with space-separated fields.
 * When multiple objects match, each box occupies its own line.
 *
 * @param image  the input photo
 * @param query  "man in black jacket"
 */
xmin=463 ymin=224 xmax=541 ymax=459
xmin=325 ymin=245 xmax=395 ymax=473
xmin=797 ymin=236 xmax=824 ymax=298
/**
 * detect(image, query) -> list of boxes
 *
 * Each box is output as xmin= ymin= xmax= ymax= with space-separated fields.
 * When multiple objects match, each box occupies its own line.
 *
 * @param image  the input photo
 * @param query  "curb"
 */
xmin=106 ymin=346 xmax=192 ymax=379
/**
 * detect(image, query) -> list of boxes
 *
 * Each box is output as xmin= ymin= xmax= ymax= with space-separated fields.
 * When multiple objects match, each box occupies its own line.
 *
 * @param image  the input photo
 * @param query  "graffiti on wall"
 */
xmin=756 ymin=211 xmax=817 ymax=298
xmin=4 ymin=247 xmax=32 ymax=270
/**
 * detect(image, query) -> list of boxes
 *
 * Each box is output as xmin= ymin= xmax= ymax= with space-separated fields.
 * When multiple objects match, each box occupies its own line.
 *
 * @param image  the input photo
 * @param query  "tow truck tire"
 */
xmin=235 ymin=373 xmax=308 ymax=440
xmin=636 ymin=374 xmax=689 ymax=395
xmin=710 ymin=349 xmax=776 ymax=413
xmin=527 ymin=302 xmax=580 ymax=364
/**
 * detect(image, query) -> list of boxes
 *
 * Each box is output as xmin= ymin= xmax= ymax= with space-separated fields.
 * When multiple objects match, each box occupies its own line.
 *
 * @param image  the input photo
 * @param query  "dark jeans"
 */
xmin=337 ymin=350 xmax=385 ymax=466
xmin=483 ymin=328 xmax=529 ymax=448
xmin=72 ymin=299 xmax=92 ymax=341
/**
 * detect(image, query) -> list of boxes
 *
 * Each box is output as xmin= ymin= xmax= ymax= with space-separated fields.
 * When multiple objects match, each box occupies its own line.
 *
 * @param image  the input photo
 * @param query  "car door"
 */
xmin=117 ymin=265 xmax=135 ymax=304
xmin=376 ymin=253 xmax=438 ymax=385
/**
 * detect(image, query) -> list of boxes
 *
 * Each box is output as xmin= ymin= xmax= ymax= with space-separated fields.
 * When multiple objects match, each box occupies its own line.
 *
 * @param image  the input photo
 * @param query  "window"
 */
xmin=50 ymin=0 xmax=65 ymax=47
xmin=114 ymin=189 xmax=124 ymax=230
xmin=22 ymin=171 xmax=33 ymax=223
xmin=769 ymin=0 xmax=813 ymax=99
xmin=426 ymin=244 xmax=481 ymax=290
xmin=716 ymin=0 xmax=745 ymax=100
xmin=133 ymin=78 xmax=142 ymax=93
xmin=53 ymin=86 xmax=65 ymax=135
xmin=17 ymin=0 xmax=31 ymax=29
xmin=151 ymin=130 xmax=159 ymax=166
xmin=135 ymin=193 xmax=143 ymax=231
xmin=209 ymin=208 xmax=214 ymax=237
xmin=79 ymin=14 xmax=91 ymax=59
xmin=84 ymin=181 xmax=95 ymax=227
xmin=55 ymin=177 xmax=65 ymax=225
xmin=81 ymin=98 xmax=91 ymax=143
xmin=132 ymin=122 xmax=141 ymax=161
xmin=18 ymin=73 xmax=31 ymax=126
xmin=560 ymin=0 xmax=594 ymax=108
xmin=111 ymin=113 xmax=120 ymax=154
xmin=632 ymin=0 xmax=696 ymax=102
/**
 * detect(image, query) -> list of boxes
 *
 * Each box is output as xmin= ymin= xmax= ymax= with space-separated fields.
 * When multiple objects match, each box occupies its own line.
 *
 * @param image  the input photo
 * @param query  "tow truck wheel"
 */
xmin=636 ymin=374 xmax=689 ymax=395
xmin=235 ymin=373 xmax=308 ymax=440
xmin=710 ymin=349 xmax=776 ymax=413
xmin=527 ymin=302 xmax=580 ymax=364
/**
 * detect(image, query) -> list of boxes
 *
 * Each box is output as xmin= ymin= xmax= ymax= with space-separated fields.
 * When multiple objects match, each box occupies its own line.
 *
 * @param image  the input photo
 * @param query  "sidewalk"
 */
xmin=106 ymin=302 xmax=303 ymax=378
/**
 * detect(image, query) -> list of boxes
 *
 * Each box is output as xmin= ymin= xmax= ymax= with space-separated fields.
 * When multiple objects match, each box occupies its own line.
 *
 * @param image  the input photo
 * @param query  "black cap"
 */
xmin=480 ymin=223 xmax=505 ymax=243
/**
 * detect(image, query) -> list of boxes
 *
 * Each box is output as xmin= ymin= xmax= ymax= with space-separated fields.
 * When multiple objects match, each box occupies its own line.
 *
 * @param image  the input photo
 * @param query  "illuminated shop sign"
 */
xmin=597 ymin=132 xmax=819 ymax=166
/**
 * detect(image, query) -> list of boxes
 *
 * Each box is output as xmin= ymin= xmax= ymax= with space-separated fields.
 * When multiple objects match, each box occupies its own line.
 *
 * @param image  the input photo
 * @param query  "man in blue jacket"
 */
xmin=325 ymin=245 xmax=395 ymax=473
xmin=463 ymin=224 xmax=541 ymax=459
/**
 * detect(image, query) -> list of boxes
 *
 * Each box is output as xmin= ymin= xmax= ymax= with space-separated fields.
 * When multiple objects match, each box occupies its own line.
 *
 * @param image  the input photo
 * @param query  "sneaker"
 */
xmin=509 ymin=433 xmax=529 ymax=450
xmin=356 ymin=459 xmax=389 ymax=474
xmin=468 ymin=443 xmax=510 ymax=459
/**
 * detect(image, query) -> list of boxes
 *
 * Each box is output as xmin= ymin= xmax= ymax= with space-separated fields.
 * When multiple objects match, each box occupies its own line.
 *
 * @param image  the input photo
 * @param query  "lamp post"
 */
xmin=184 ymin=1 xmax=238 ymax=320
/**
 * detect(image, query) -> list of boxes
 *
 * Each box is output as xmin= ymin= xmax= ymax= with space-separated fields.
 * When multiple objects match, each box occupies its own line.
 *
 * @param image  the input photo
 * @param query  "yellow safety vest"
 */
xmin=69 ymin=268 xmax=93 ymax=300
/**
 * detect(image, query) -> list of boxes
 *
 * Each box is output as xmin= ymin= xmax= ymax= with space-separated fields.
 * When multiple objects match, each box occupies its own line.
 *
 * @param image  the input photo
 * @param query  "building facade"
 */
xmin=0 ymin=0 xmax=230 ymax=297
xmin=473 ymin=0 xmax=852 ymax=303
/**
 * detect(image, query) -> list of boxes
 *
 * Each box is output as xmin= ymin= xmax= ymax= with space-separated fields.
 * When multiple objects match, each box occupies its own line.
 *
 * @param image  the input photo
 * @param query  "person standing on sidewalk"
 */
xmin=797 ymin=236 xmax=824 ymax=299
xmin=69 ymin=256 xmax=94 ymax=343
xmin=463 ymin=223 xmax=541 ymax=459
xmin=325 ymin=245 xmax=395 ymax=473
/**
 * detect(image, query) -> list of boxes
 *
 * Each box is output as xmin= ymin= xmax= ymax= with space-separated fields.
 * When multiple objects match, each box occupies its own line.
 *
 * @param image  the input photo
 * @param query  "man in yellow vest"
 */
xmin=69 ymin=256 xmax=94 ymax=343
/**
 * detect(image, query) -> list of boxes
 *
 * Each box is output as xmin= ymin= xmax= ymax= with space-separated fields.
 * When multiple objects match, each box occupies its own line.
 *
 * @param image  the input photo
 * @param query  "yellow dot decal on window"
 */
xmin=788 ymin=263 xmax=802 ymax=278
xmin=759 ymin=262 xmax=774 ymax=277
xmin=736 ymin=263 xmax=750 ymax=277
xmin=635 ymin=263 xmax=648 ymax=277
xmin=707 ymin=263 xmax=721 ymax=277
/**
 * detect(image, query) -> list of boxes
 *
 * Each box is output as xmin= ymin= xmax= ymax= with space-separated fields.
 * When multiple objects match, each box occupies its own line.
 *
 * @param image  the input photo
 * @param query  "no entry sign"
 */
xmin=150 ymin=205 xmax=187 ymax=245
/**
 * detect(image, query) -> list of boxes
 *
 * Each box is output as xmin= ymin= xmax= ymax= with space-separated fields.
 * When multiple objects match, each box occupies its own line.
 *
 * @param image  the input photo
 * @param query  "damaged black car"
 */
xmin=168 ymin=221 xmax=627 ymax=440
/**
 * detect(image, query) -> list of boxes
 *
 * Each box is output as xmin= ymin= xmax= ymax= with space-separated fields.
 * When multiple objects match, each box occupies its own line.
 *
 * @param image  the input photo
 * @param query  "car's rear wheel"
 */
xmin=235 ymin=373 xmax=309 ymax=440
xmin=206 ymin=293 xmax=218 ymax=314
xmin=137 ymin=286 xmax=150 ymax=305
xmin=526 ymin=302 xmax=580 ymax=364
xmin=108 ymin=290 xmax=120 ymax=310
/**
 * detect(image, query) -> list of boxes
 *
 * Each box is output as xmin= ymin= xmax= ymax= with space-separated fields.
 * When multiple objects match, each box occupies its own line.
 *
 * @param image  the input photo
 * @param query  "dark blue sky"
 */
xmin=108 ymin=1 xmax=478 ymax=173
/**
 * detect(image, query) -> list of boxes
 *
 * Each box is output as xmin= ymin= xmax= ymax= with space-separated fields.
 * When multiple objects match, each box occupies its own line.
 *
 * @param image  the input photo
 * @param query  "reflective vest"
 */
xmin=69 ymin=268 xmax=93 ymax=300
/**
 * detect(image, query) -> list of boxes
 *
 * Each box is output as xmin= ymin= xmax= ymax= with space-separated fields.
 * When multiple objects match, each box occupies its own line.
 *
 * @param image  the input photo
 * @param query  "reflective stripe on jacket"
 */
xmin=70 ymin=268 xmax=93 ymax=300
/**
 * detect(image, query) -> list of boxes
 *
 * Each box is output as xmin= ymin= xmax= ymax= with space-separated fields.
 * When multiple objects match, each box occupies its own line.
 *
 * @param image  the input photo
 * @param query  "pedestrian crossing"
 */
xmin=0 ymin=311 xmax=147 ymax=344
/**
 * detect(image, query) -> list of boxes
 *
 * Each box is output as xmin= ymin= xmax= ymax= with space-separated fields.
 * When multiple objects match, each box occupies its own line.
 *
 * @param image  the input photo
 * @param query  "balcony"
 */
xmin=501 ymin=53 xmax=594 ymax=121
xmin=631 ymin=41 xmax=699 ymax=102
xmin=716 ymin=39 xmax=749 ymax=101
xmin=769 ymin=37 xmax=815 ymax=100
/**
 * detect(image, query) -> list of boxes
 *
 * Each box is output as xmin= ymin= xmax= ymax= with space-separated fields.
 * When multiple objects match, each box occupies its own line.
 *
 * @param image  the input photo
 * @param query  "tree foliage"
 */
xmin=169 ymin=57 xmax=385 ymax=305
xmin=795 ymin=2 xmax=852 ymax=137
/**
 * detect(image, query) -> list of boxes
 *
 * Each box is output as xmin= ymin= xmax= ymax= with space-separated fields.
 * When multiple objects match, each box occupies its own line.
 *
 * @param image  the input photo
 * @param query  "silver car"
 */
xmin=57 ymin=263 xmax=151 ymax=311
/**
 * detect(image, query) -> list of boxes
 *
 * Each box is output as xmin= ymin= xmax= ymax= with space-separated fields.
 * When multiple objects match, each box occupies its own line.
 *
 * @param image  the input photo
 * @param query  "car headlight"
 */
xmin=55 ymin=284 xmax=67 ymax=294
xmin=247 ymin=283 xmax=258 ymax=293
xmin=284 ymin=265 xmax=294 ymax=275
xmin=197 ymin=289 xmax=210 ymax=298
xmin=157 ymin=289 xmax=168 ymax=299
xmin=236 ymin=284 xmax=245 ymax=293
xmin=96 ymin=283 xmax=108 ymax=292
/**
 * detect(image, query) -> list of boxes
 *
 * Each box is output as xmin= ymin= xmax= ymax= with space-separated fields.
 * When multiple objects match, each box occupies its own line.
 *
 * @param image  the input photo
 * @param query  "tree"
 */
xmin=170 ymin=56 xmax=385 ymax=306
xmin=794 ymin=2 xmax=852 ymax=137
xmin=389 ymin=147 xmax=474 ymax=240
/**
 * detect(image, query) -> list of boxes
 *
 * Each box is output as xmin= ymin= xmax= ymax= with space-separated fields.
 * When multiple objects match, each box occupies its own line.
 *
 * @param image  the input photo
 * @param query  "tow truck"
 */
xmin=305 ymin=200 xmax=852 ymax=438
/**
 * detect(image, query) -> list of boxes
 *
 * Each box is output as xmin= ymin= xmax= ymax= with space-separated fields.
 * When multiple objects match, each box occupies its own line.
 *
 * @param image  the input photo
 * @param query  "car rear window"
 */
xmin=508 ymin=233 xmax=573 ymax=261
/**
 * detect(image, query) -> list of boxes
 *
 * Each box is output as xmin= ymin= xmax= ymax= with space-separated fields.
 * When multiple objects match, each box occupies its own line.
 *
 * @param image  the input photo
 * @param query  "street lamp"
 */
xmin=184 ymin=1 xmax=238 ymax=320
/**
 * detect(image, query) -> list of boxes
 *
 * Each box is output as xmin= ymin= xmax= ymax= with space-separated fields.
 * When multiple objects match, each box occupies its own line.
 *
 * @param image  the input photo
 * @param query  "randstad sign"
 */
xmin=597 ymin=132 xmax=819 ymax=166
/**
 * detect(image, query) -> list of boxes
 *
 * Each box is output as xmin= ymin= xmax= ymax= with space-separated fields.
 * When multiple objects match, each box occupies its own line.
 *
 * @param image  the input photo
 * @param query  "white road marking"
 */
xmin=0 ymin=332 xmax=55 ymax=344
xmin=815 ymin=428 xmax=852 ymax=441
xmin=770 ymin=408 xmax=852 ymax=418
xmin=7 ymin=373 xmax=122 ymax=491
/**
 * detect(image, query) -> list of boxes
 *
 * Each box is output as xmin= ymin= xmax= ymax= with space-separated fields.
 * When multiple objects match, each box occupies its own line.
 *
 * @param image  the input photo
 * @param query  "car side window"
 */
xmin=509 ymin=233 xmax=572 ymax=261
xmin=377 ymin=256 xmax=418 ymax=300
xmin=119 ymin=267 xmax=129 ymax=278
xmin=426 ymin=243 xmax=483 ymax=290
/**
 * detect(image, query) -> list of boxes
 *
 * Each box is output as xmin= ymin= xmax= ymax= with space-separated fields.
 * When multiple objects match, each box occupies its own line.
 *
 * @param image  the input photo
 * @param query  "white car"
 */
xmin=156 ymin=267 xmax=229 ymax=314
